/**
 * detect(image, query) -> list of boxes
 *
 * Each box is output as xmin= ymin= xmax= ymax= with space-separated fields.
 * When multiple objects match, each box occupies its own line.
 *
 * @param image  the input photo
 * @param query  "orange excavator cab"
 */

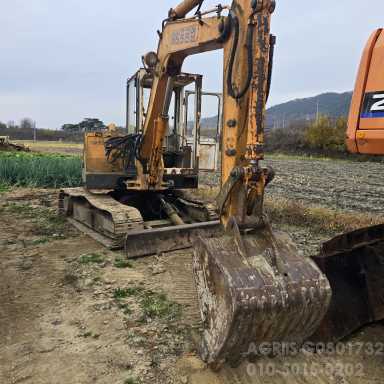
xmin=347 ymin=28 xmax=384 ymax=154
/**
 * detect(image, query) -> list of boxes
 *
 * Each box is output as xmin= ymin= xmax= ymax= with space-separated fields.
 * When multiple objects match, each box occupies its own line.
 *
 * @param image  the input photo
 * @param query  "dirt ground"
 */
xmin=14 ymin=141 xmax=83 ymax=155
xmin=265 ymin=157 xmax=384 ymax=214
xmin=201 ymin=156 xmax=384 ymax=214
xmin=1 ymin=156 xmax=384 ymax=384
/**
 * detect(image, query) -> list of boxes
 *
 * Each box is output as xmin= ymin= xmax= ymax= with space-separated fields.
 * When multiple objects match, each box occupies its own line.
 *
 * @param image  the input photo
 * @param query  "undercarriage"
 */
xmin=59 ymin=188 xmax=220 ymax=252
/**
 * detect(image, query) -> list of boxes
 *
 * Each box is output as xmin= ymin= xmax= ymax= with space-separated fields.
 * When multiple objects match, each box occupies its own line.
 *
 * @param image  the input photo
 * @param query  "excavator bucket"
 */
xmin=193 ymin=218 xmax=332 ymax=368
xmin=311 ymin=224 xmax=384 ymax=342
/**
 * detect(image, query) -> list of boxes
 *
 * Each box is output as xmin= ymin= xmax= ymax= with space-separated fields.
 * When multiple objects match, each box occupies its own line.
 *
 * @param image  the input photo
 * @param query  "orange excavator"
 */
xmin=311 ymin=29 xmax=384 ymax=343
xmin=347 ymin=29 xmax=384 ymax=154
xmin=60 ymin=0 xmax=383 ymax=369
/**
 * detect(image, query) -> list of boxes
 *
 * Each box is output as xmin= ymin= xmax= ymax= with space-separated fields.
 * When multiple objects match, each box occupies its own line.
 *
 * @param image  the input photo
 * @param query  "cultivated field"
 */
xmin=266 ymin=157 xmax=384 ymax=213
xmin=14 ymin=140 xmax=83 ymax=155
xmin=1 ymin=148 xmax=384 ymax=384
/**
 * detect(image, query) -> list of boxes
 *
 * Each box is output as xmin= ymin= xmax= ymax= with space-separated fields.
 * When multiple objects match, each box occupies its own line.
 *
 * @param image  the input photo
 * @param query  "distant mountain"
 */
xmin=197 ymin=91 xmax=353 ymax=134
xmin=266 ymin=91 xmax=352 ymax=128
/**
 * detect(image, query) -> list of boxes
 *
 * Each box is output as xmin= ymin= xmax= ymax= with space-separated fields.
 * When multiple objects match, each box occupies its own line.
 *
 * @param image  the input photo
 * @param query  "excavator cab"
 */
xmin=127 ymin=69 xmax=222 ymax=173
xmin=82 ymin=69 xmax=222 ymax=191
xmin=347 ymin=29 xmax=384 ymax=154
xmin=127 ymin=69 xmax=199 ymax=178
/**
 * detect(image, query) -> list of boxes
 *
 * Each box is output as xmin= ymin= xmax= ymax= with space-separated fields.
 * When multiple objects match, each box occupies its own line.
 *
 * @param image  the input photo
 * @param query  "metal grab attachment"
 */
xmin=193 ymin=217 xmax=332 ymax=368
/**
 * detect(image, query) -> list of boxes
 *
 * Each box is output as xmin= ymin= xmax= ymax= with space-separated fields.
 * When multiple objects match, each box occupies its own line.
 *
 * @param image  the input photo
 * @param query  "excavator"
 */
xmin=60 ymin=0 xmax=383 ymax=369
xmin=311 ymin=28 xmax=384 ymax=345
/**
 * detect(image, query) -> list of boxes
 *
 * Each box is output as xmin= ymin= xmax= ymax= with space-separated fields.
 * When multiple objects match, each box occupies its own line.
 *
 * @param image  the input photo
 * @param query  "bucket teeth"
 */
xmin=193 ymin=222 xmax=331 ymax=368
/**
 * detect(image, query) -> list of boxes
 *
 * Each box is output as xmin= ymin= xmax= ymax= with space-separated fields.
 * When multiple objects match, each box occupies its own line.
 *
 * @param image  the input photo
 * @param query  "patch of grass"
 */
xmin=265 ymin=196 xmax=383 ymax=235
xmin=113 ymin=288 xmax=129 ymax=299
xmin=113 ymin=287 xmax=181 ymax=322
xmin=0 ymin=151 xmax=82 ymax=188
xmin=124 ymin=378 xmax=140 ymax=384
xmin=2 ymin=203 xmax=34 ymax=216
xmin=0 ymin=182 xmax=10 ymax=193
xmin=79 ymin=253 xmax=105 ymax=265
xmin=31 ymin=237 xmax=50 ymax=246
xmin=113 ymin=287 xmax=143 ymax=299
xmin=1 ymin=203 xmax=69 ymax=239
xmin=114 ymin=258 xmax=133 ymax=269
xmin=140 ymin=291 xmax=182 ymax=322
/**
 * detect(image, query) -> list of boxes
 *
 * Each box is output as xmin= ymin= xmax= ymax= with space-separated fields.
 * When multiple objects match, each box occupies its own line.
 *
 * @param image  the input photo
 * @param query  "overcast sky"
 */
xmin=0 ymin=0 xmax=382 ymax=129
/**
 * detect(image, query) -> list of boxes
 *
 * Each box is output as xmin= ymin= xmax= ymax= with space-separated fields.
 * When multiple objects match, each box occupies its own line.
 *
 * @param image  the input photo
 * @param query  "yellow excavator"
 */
xmin=60 ymin=0 xmax=383 ymax=369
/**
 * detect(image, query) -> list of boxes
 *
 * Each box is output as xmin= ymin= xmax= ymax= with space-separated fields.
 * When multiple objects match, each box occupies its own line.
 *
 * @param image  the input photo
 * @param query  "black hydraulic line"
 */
xmin=104 ymin=134 xmax=143 ymax=172
xmin=226 ymin=12 xmax=255 ymax=100
xmin=194 ymin=0 xmax=204 ymax=15
xmin=266 ymin=34 xmax=276 ymax=102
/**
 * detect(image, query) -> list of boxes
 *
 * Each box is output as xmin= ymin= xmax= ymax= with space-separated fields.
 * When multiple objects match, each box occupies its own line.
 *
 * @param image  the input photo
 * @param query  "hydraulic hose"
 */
xmin=266 ymin=34 xmax=276 ymax=102
xmin=227 ymin=12 xmax=255 ymax=100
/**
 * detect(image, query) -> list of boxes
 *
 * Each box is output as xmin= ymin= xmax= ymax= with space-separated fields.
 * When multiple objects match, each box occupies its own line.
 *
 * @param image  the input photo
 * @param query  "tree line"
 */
xmin=0 ymin=117 xmax=108 ymax=142
xmin=265 ymin=115 xmax=348 ymax=155
xmin=0 ymin=119 xmax=84 ymax=141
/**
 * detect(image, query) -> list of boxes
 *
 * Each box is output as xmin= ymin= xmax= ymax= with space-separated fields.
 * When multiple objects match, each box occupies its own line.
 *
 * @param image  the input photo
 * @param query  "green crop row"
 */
xmin=0 ymin=152 xmax=82 ymax=188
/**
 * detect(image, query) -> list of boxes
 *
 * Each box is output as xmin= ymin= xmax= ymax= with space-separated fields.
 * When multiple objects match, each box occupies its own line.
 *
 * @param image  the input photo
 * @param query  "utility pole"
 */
xmin=33 ymin=121 xmax=37 ymax=142
xmin=316 ymin=100 xmax=320 ymax=123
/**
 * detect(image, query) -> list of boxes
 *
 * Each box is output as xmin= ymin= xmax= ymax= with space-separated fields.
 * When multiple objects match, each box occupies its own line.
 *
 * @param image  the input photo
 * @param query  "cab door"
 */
xmin=184 ymin=90 xmax=222 ymax=172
